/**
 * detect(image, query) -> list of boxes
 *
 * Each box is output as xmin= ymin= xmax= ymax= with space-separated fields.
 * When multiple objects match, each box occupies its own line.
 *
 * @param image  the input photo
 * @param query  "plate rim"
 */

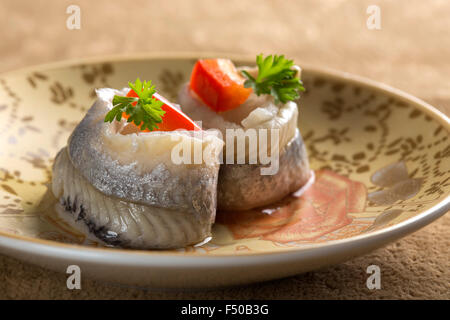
xmin=0 ymin=52 xmax=448 ymax=264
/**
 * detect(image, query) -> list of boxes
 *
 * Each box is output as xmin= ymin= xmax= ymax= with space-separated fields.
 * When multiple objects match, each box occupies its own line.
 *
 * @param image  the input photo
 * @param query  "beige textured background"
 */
xmin=0 ymin=0 xmax=449 ymax=299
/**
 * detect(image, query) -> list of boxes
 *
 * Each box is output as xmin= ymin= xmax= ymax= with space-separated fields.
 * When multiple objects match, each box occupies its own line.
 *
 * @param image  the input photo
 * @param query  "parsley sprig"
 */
xmin=241 ymin=54 xmax=305 ymax=104
xmin=104 ymin=78 xmax=165 ymax=131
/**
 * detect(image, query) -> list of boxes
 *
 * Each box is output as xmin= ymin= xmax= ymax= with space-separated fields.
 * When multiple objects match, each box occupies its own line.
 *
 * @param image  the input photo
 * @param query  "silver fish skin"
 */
xmin=52 ymin=148 xmax=215 ymax=249
xmin=218 ymin=129 xmax=311 ymax=211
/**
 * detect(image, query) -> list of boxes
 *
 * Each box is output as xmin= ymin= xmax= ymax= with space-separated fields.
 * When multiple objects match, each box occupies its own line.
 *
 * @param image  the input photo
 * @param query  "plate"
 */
xmin=0 ymin=54 xmax=448 ymax=288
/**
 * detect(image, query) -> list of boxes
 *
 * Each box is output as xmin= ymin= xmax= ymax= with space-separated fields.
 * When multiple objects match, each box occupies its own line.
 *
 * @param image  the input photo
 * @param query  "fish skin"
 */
xmin=51 ymin=88 xmax=223 ymax=249
xmin=53 ymin=148 xmax=213 ymax=248
xmin=218 ymin=130 xmax=311 ymax=211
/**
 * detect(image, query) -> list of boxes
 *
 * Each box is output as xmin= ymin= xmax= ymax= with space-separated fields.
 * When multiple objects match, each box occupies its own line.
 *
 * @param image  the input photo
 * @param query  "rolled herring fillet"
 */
xmin=52 ymin=88 xmax=223 ymax=249
xmin=178 ymin=81 xmax=311 ymax=211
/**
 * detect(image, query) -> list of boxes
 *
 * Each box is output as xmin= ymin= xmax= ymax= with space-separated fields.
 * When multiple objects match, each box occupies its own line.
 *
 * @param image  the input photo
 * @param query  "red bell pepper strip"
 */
xmin=189 ymin=59 xmax=252 ymax=112
xmin=125 ymin=89 xmax=200 ymax=132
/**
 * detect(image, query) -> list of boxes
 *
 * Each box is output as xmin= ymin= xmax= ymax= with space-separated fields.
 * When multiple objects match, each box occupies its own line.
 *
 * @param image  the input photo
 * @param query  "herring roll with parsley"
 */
xmin=179 ymin=55 xmax=311 ymax=211
xmin=52 ymin=79 xmax=223 ymax=249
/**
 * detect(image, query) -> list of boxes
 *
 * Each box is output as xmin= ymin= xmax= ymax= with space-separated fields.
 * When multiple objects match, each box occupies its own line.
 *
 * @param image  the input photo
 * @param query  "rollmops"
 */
xmin=179 ymin=55 xmax=311 ymax=211
xmin=52 ymin=80 xmax=223 ymax=249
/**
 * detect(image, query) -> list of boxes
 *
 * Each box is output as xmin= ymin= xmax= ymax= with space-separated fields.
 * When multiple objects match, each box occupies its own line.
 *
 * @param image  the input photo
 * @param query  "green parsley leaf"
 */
xmin=241 ymin=54 xmax=305 ymax=104
xmin=104 ymin=78 xmax=166 ymax=131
